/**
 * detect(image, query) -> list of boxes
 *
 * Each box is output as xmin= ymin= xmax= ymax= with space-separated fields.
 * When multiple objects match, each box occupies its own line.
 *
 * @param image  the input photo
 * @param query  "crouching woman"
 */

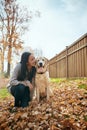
xmin=7 ymin=52 xmax=36 ymax=108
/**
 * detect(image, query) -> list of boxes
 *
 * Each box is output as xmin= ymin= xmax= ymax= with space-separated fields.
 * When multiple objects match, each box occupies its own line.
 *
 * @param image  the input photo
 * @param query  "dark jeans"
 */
xmin=11 ymin=84 xmax=30 ymax=108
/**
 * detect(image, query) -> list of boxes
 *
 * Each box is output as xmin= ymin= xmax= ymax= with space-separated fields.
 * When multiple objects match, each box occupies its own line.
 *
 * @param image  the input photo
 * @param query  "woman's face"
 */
xmin=27 ymin=54 xmax=36 ymax=68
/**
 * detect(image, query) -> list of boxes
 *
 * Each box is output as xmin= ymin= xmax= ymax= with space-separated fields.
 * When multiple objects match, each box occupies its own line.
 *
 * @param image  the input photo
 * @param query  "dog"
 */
xmin=35 ymin=57 xmax=52 ymax=102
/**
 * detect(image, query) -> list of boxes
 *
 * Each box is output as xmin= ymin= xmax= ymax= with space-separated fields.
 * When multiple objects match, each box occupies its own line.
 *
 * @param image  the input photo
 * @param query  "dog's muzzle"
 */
xmin=39 ymin=62 xmax=43 ymax=67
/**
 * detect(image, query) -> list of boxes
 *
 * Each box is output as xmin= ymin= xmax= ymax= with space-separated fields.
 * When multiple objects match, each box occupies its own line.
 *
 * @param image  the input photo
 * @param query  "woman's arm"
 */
xmin=10 ymin=63 xmax=26 ymax=86
xmin=32 ymin=77 xmax=35 ymax=88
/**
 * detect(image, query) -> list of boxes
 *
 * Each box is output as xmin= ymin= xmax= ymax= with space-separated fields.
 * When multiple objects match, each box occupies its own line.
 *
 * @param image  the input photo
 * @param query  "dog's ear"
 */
xmin=36 ymin=57 xmax=40 ymax=62
xmin=44 ymin=57 xmax=49 ymax=63
xmin=44 ymin=57 xmax=49 ymax=70
xmin=35 ymin=57 xmax=38 ymax=67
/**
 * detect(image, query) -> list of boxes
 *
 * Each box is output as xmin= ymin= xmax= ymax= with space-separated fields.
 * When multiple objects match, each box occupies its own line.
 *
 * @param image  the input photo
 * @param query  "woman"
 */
xmin=7 ymin=52 xmax=36 ymax=108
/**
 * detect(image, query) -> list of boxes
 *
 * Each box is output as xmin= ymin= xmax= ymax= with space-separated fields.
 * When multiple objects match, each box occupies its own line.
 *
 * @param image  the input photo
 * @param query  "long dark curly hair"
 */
xmin=18 ymin=52 xmax=36 ymax=82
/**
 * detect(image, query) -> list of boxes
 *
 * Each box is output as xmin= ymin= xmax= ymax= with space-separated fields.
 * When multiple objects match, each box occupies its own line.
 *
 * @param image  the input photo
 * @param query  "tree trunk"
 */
xmin=7 ymin=62 xmax=10 ymax=76
xmin=0 ymin=49 xmax=4 ymax=73
xmin=1 ymin=59 xmax=4 ymax=73
xmin=7 ymin=46 xmax=12 ymax=76
xmin=1 ymin=49 xmax=5 ymax=73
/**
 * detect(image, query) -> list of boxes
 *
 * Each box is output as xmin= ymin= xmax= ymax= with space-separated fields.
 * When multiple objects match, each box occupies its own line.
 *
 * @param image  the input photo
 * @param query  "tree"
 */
xmin=0 ymin=11 xmax=7 ymax=73
xmin=0 ymin=0 xmax=32 ymax=76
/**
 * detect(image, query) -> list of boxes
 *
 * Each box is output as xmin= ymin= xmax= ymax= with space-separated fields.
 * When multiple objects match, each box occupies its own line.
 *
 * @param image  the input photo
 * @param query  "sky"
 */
xmin=18 ymin=0 xmax=87 ymax=59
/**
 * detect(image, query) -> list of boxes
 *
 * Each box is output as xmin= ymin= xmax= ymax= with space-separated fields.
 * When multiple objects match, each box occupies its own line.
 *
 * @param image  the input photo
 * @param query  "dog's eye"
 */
xmin=42 ymin=59 xmax=44 ymax=61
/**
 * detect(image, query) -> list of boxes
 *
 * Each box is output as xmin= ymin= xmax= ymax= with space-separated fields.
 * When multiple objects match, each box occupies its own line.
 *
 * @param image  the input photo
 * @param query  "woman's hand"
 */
xmin=29 ymin=82 xmax=33 ymax=91
xmin=25 ymin=81 xmax=33 ymax=91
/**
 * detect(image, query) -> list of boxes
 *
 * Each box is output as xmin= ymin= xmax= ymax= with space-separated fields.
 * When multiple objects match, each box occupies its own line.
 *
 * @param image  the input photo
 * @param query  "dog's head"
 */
xmin=36 ymin=57 xmax=48 ymax=74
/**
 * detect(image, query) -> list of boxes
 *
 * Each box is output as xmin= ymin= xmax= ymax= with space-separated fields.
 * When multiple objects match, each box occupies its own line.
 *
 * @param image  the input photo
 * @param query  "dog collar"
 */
xmin=37 ymin=72 xmax=45 ymax=74
xmin=37 ymin=70 xmax=47 ymax=74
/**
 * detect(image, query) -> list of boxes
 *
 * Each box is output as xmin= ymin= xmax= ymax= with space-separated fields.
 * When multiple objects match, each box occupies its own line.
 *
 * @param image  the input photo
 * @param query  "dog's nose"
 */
xmin=39 ymin=62 xmax=42 ymax=67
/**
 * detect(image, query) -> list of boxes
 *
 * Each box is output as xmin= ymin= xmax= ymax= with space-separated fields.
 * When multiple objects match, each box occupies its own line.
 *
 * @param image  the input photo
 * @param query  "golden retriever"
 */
xmin=35 ymin=57 xmax=52 ymax=102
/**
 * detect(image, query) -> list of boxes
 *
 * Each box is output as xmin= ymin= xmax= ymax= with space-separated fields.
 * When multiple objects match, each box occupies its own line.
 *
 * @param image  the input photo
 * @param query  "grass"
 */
xmin=0 ymin=78 xmax=87 ymax=99
xmin=84 ymin=115 xmax=87 ymax=121
xmin=78 ymin=84 xmax=87 ymax=90
xmin=0 ymin=87 xmax=11 ymax=99
xmin=50 ymin=78 xmax=66 ymax=83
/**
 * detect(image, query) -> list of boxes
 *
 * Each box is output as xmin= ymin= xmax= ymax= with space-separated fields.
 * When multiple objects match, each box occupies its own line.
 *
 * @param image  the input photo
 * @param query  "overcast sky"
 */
xmin=18 ymin=0 xmax=87 ymax=59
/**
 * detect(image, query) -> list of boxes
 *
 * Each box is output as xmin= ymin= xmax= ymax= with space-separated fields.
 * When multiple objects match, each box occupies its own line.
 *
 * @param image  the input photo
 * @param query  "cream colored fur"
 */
xmin=35 ymin=57 xmax=52 ymax=102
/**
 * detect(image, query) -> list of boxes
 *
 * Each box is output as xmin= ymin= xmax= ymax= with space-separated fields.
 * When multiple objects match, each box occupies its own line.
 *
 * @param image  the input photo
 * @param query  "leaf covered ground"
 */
xmin=0 ymin=79 xmax=87 ymax=130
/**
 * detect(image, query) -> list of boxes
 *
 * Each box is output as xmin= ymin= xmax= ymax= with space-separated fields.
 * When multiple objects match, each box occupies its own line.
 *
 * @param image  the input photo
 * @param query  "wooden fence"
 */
xmin=49 ymin=33 xmax=87 ymax=78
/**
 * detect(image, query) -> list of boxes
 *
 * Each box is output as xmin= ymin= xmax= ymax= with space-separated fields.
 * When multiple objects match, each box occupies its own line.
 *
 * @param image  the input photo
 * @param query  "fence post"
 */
xmin=66 ymin=46 xmax=68 ymax=78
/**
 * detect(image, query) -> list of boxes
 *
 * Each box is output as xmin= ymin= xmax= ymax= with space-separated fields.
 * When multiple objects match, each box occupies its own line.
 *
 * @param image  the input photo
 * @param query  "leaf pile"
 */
xmin=0 ymin=79 xmax=87 ymax=130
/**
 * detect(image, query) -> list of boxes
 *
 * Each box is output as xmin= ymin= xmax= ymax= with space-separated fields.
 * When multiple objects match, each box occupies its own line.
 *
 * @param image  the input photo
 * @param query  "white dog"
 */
xmin=35 ymin=57 xmax=52 ymax=102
